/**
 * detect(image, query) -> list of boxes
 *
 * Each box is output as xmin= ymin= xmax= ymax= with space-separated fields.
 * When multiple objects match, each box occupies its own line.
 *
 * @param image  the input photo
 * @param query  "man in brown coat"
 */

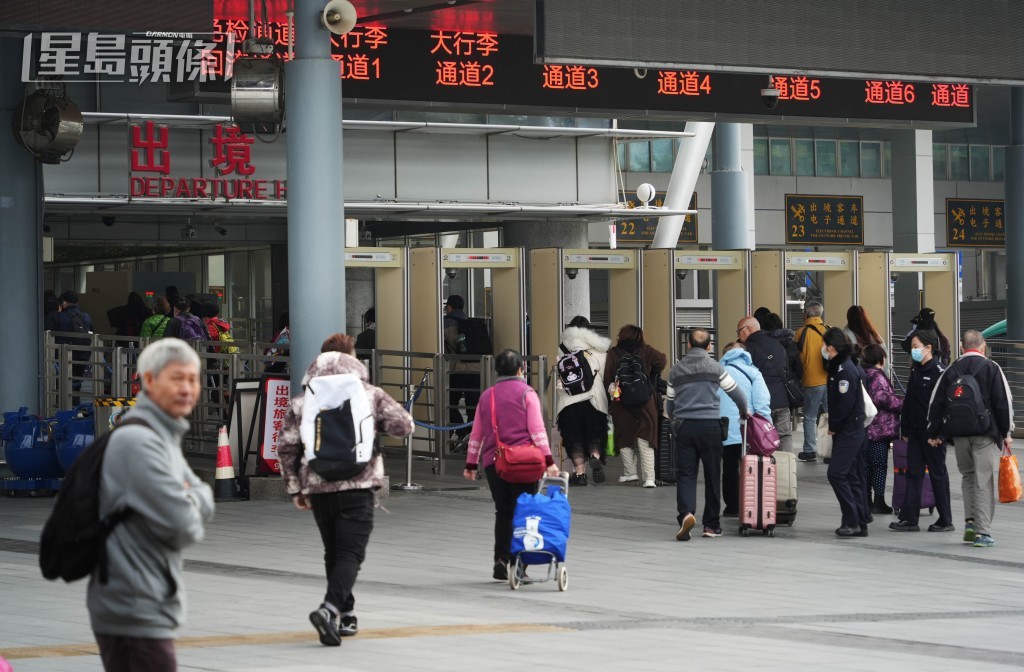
xmin=603 ymin=324 xmax=667 ymax=488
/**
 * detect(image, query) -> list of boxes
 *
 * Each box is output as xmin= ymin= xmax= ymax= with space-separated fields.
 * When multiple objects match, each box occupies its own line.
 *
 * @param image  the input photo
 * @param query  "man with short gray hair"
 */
xmin=795 ymin=302 xmax=830 ymax=461
xmin=926 ymin=330 xmax=1013 ymax=548
xmin=88 ymin=339 xmax=215 ymax=672
xmin=737 ymin=316 xmax=795 ymax=454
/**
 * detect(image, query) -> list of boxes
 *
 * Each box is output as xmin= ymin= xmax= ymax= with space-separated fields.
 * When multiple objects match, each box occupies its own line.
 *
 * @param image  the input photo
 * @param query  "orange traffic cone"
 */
xmin=214 ymin=426 xmax=244 ymax=502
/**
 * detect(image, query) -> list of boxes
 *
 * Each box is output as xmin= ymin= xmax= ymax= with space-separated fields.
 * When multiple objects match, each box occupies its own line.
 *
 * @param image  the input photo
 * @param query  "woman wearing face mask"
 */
xmin=822 ymin=327 xmax=872 ymax=537
xmin=889 ymin=330 xmax=955 ymax=533
xmin=463 ymin=349 xmax=560 ymax=581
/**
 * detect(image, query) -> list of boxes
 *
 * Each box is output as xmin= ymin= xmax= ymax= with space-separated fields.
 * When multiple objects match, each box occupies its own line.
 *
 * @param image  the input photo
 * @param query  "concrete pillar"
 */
xmin=1006 ymin=88 xmax=1024 ymax=339
xmin=285 ymin=0 xmax=347 ymax=388
xmin=711 ymin=123 xmax=752 ymax=250
xmin=0 ymin=38 xmax=44 ymax=412
xmin=504 ymin=221 xmax=591 ymax=330
xmin=653 ymin=121 xmax=714 ymax=249
xmin=890 ymin=130 xmax=935 ymax=340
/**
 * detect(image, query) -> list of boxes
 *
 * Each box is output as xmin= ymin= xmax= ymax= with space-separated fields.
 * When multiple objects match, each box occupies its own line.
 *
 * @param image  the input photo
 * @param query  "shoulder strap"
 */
xmin=559 ymin=343 xmax=570 ymax=355
xmin=489 ymin=391 xmax=501 ymax=444
xmin=726 ymin=361 xmax=754 ymax=385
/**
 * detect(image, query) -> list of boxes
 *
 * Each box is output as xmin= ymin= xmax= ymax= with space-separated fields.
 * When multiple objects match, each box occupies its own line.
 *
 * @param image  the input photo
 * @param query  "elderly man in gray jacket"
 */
xmin=88 ymin=339 xmax=215 ymax=672
xmin=666 ymin=329 xmax=749 ymax=542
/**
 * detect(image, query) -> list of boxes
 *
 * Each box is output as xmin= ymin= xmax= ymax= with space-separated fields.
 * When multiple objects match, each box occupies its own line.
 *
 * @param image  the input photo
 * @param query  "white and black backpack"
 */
xmin=556 ymin=344 xmax=596 ymax=396
xmin=299 ymin=374 xmax=376 ymax=481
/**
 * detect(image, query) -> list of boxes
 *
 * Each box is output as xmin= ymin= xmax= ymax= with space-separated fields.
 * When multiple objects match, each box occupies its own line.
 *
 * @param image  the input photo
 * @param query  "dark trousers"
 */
xmin=721 ymin=442 xmax=742 ymax=514
xmin=95 ymin=633 xmax=176 ymax=672
xmin=674 ymin=419 xmax=723 ymax=528
xmin=449 ymin=373 xmax=481 ymax=438
xmin=827 ymin=426 xmax=870 ymax=528
xmin=863 ymin=440 xmax=889 ymax=499
xmin=485 ymin=464 xmax=538 ymax=563
xmin=899 ymin=431 xmax=953 ymax=526
xmin=311 ymin=489 xmax=375 ymax=614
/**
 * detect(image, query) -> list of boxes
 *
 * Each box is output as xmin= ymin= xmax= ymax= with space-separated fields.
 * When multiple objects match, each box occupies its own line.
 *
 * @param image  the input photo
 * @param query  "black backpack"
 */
xmin=613 ymin=348 xmax=653 ymax=408
xmin=556 ymin=344 xmax=595 ymax=396
xmin=455 ymin=317 xmax=493 ymax=355
xmin=942 ymin=361 xmax=992 ymax=437
xmin=39 ymin=419 xmax=149 ymax=584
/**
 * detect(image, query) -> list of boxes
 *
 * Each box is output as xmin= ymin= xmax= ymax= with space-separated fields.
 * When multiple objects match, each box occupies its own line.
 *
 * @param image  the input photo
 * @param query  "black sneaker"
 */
xmin=889 ymin=520 xmax=920 ymax=532
xmin=337 ymin=615 xmax=358 ymax=637
xmin=797 ymin=452 xmax=817 ymax=462
xmin=928 ymin=523 xmax=956 ymax=532
xmin=493 ymin=560 xmax=509 ymax=581
xmin=309 ymin=607 xmax=342 ymax=647
xmin=589 ymin=457 xmax=606 ymax=484
xmin=568 ymin=473 xmax=588 ymax=487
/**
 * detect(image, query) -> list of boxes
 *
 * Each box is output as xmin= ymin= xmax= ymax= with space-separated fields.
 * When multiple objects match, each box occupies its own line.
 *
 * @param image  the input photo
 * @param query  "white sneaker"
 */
xmin=618 ymin=475 xmax=639 ymax=483
xmin=642 ymin=480 xmax=657 ymax=488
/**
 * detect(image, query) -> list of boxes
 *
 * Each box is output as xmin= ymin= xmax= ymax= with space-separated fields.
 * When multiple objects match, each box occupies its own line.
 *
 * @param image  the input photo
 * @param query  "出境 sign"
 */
xmin=785 ymin=194 xmax=864 ymax=246
xmin=946 ymin=198 xmax=1005 ymax=248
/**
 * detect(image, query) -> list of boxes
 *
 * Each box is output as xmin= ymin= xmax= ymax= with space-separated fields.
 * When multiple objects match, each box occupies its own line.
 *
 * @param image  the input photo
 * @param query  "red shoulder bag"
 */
xmin=491 ymin=391 xmax=546 ymax=483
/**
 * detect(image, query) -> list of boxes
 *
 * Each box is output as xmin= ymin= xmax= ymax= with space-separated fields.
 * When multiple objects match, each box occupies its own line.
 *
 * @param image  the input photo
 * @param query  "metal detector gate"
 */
xmin=642 ymin=250 xmax=747 ymax=360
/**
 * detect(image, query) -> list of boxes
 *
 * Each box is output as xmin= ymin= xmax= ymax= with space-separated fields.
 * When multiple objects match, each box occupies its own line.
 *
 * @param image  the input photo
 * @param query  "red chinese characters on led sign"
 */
xmin=865 ymin=80 xmax=915 ymax=105
xmin=931 ymin=84 xmax=971 ymax=108
xmin=771 ymin=76 xmax=822 ymax=101
xmin=542 ymin=65 xmax=598 ymax=91
xmin=657 ymin=71 xmax=711 ymax=96
xmin=331 ymin=27 xmax=388 ymax=81
xmin=432 ymin=30 xmax=498 ymax=87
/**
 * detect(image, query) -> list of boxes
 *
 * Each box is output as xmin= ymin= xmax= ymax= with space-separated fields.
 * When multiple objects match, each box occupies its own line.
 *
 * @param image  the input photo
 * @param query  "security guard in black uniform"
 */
xmin=822 ymin=327 xmax=871 ymax=537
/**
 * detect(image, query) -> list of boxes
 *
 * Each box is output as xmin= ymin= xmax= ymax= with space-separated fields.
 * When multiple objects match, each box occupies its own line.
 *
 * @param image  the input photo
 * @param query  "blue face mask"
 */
xmin=821 ymin=346 xmax=830 ymax=361
xmin=911 ymin=347 xmax=925 ymax=363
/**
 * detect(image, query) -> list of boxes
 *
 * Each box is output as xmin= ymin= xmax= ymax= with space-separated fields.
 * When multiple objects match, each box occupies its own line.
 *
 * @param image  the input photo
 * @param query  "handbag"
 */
xmin=861 ymin=383 xmax=878 ymax=427
xmin=491 ymin=392 xmax=546 ymax=484
xmin=999 ymin=445 xmax=1023 ymax=503
xmin=765 ymin=351 xmax=804 ymax=408
xmin=816 ymin=413 xmax=832 ymax=459
xmin=744 ymin=412 xmax=781 ymax=457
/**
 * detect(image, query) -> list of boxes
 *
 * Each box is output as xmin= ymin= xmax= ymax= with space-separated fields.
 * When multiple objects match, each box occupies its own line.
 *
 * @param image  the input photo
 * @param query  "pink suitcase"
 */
xmin=739 ymin=454 xmax=778 ymax=537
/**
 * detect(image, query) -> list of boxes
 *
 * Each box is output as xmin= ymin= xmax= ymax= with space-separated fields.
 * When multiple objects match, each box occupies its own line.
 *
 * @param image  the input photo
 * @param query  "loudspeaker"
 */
xmin=321 ymin=0 xmax=357 ymax=35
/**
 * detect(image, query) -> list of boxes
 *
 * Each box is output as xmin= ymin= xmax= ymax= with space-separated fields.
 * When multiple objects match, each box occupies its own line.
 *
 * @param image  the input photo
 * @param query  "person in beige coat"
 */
xmin=554 ymin=316 xmax=611 ymax=487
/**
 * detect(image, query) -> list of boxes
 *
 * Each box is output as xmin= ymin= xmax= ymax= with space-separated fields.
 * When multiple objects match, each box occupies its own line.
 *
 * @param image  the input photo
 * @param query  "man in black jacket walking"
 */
xmin=926 ymin=330 xmax=1014 ymax=548
xmin=737 ymin=317 xmax=794 ymax=454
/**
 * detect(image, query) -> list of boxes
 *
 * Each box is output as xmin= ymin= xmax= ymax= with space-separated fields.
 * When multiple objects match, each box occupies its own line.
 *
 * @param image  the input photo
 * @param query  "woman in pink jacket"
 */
xmin=463 ymin=349 xmax=560 ymax=581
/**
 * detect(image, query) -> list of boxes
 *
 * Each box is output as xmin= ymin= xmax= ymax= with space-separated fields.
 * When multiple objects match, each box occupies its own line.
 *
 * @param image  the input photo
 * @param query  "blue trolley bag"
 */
xmin=511 ymin=486 xmax=571 ymax=564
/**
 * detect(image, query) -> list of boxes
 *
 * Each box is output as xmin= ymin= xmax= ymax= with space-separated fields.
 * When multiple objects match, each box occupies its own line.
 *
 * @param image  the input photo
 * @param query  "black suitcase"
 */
xmin=655 ymin=415 xmax=676 ymax=485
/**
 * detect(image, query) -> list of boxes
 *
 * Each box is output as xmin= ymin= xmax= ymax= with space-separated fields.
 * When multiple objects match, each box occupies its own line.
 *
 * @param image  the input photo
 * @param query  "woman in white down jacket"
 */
xmin=554 ymin=316 xmax=611 ymax=486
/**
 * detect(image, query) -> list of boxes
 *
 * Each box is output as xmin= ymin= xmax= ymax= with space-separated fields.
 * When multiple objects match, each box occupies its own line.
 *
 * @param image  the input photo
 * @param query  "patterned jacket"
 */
xmin=864 ymin=366 xmax=902 ymax=442
xmin=278 ymin=351 xmax=414 ymax=495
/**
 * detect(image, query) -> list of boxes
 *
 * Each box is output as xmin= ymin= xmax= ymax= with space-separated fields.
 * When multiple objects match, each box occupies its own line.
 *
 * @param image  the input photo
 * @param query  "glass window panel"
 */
xmin=815 ymin=141 xmax=837 ymax=177
xmin=994 ymin=146 xmax=1005 ymax=181
xmin=616 ymin=143 xmax=625 ymax=171
xmin=795 ymin=139 xmax=814 ymax=176
xmin=949 ymin=144 xmax=970 ymax=180
xmin=769 ymin=138 xmax=792 ymax=175
xmin=753 ymin=138 xmax=768 ymax=175
xmin=252 ymin=249 xmax=273 ymax=342
xmin=882 ymin=142 xmax=891 ymax=177
xmin=839 ymin=141 xmax=860 ymax=177
xmin=651 ymin=138 xmax=675 ymax=172
xmin=970 ymin=145 xmax=991 ymax=181
xmin=861 ymin=142 xmax=882 ymax=178
xmin=627 ymin=141 xmax=650 ymax=172
xmin=227 ymin=251 xmax=249 ymax=340
xmin=933 ymin=144 xmax=948 ymax=179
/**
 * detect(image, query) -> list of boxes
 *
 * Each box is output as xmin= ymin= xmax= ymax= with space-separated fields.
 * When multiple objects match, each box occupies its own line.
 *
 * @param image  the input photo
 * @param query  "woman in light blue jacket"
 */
xmin=717 ymin=341 xmax=772 ymax=516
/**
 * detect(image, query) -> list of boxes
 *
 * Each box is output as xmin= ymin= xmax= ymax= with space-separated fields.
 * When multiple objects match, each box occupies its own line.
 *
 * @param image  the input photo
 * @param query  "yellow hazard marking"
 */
xmin=93 ymin=398 xmax=135 ymax=407
xmin=0 ymin=622 xmax=568 ymax=660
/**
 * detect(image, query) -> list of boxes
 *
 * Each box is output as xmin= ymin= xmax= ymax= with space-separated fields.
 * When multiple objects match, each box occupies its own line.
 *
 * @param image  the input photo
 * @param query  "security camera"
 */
xmin=43 ymin=224 xmax=51 ymax=233
xmin=564 ymin=267 xmax=579 ymax=280
xmin=890 ymin=272 xmax=900 ymax=283
xmin=786 ymin=270 xmax=797 ymax=281
xmin=761 ymin=87 xmax=781 ymax=109
xmin=676 ymin=268 xmax=689 ymax=281
xmin=213 ymin=225 xmax=228 ymax=236
xmin=102 ymin=216 xmax=115 ymax=227
xmin=445 ymin=268 xmax=457 ymax=280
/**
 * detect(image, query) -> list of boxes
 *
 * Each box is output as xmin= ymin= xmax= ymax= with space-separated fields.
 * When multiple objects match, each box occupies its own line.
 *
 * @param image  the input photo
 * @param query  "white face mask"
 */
xmin=821 ymin=345 xmax=830 ymax=361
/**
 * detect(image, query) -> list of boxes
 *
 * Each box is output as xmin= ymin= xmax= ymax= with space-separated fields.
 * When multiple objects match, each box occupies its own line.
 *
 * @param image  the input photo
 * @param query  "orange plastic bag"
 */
xmin=999 ymin=447 xmax=1023 ymax=503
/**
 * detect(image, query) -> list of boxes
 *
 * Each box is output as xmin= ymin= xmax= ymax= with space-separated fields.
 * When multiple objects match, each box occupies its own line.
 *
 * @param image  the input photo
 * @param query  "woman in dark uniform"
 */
xmin=822 ymin=327 xmax=871 ymax=537
xmin=889 ymin=329 xmax=955 ymax=532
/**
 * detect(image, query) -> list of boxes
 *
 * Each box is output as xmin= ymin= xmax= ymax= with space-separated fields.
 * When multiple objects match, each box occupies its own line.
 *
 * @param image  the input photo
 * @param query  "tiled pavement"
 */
xmin=3 ymin=445 xmax=1024 ymax=671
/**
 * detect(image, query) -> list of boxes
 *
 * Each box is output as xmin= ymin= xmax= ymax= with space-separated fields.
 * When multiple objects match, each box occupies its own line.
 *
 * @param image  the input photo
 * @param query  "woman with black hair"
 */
xmin=822 ymin=327 xmax=871 ymax=537
xmin=862 ymin=344 xmax=902 ymax=514
xmin=889 ymin=329 xmax=955 ymax=533
xmin=463 ymin=349 xmax=560 ymax=581
xmin=555 ymin=316 xmax=611 ymax=486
